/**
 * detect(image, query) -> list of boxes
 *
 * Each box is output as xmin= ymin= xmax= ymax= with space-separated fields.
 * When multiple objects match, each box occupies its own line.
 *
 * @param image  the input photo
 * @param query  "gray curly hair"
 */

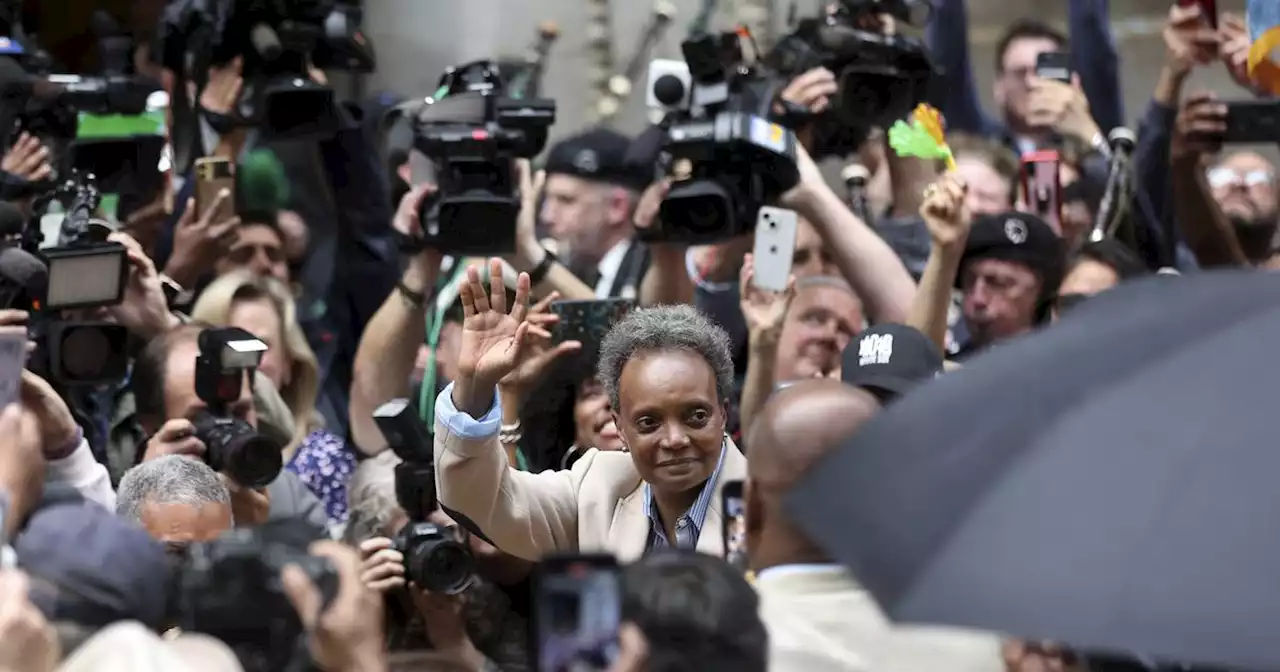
xmin=596 ymin=304 xmax=734 ymax=410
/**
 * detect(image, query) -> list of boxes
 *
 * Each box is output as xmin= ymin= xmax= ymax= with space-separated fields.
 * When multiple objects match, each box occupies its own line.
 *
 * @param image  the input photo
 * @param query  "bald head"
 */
xmin=747 ymin=380 xmax=880 ymax=490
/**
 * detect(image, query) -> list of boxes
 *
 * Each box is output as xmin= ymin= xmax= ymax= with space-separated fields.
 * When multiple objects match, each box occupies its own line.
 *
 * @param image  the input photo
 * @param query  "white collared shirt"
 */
xmin=595 ymin=239 xmax=632 ymax=298
xmin=754 ymin=563 xmax=845 ymax=583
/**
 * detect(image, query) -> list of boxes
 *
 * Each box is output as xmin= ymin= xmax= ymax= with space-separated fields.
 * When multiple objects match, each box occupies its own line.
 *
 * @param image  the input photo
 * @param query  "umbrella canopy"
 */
xmin=787 ymin=271 xmax=1280 ymax=671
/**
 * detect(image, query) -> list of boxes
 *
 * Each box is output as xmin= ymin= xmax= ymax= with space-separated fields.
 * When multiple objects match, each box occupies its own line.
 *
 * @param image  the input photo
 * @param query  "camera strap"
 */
xmin=417 ymin=261 xmax=467 ymax=428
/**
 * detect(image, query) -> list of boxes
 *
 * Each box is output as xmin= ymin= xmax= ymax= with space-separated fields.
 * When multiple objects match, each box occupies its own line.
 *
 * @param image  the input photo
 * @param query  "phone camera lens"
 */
xmin=769 ymin=245 xmax=778 ymax=253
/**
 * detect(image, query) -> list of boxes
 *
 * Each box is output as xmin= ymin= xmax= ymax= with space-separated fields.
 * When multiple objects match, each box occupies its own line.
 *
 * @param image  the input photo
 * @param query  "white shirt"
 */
xmin=595 ymin=239 xmax=633 ymax=298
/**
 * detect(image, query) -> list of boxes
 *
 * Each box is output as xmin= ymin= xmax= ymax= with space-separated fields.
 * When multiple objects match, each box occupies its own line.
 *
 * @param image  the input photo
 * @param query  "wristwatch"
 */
xmin=528 ymin=247 xmax=558 ymax=285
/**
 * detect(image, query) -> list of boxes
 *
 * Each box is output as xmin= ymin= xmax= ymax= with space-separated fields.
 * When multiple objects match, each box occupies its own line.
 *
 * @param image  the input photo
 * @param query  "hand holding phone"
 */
xmin=1034 ymin=51 xmax=1073 ymax=84
xmin=193 ymin=157 xmax=235 ymax=224
xmin=721 ymin=480 xmax=748 ymax=572
xmin=1178 ymin=0 xmax=1218 ymax=30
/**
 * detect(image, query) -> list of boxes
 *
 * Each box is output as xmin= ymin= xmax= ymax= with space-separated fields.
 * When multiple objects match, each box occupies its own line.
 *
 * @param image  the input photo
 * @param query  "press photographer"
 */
xmin=130 ymin=323 xmax=327 ymax=533
xmin=344 ymin=399 xmax=532 ymax=670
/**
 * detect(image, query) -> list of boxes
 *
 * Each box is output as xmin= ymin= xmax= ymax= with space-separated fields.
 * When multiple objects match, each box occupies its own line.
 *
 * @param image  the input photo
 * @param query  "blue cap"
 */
xmin=15 ymin=502 xmax=171 ymax=630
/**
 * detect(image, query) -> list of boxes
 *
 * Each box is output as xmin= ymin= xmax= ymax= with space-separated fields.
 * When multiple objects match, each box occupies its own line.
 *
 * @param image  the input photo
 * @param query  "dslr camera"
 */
xmin=155 ymin=0 xmax=375 ymax=145
xmin=192 ymin=327 xmax=283 ymax=488
xmin=5 ymin=173 xmax=132 ymax=386
xmin=172 ymin=523 xmax=338 ymax=671
xmin=399 ymin=59 xmax=555 ymax=256
xmin=643 ymin=31 xmax=800 ymax=244
xmin=374 ymin=398 xmax=475 ymax=596
xmin=766 ymin=0 xmax=935 ymax=158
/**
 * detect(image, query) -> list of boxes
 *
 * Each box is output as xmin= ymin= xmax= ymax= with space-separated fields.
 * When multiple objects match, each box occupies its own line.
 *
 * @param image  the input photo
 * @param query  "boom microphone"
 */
xmin=1088 ymin=127 xmax=1137 ymax=243
xmin=841 ymin=163 xmax=873 ymax=225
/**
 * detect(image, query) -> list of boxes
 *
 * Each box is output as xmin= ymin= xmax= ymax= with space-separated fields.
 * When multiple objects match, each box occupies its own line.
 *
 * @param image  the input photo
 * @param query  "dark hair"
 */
xmin=130 ymin=323 xmax=208 ymax=427
xmin=994 ymin=19 xmax=1068 ymax=73
xmin=1073 ymin=239 xmax=1148 ymax=280
xmin=623 ymin=551 xmax=768 ymax=672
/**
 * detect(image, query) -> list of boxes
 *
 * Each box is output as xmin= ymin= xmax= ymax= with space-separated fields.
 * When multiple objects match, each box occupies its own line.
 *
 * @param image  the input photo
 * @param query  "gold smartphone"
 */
xmin=193 ymin=157 xmax=235 ymax=223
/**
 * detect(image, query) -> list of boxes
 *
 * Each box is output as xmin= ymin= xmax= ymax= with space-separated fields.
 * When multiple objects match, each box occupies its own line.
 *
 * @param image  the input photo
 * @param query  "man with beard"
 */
xmin=1171 ymin=93 xmax=1280 ymax=268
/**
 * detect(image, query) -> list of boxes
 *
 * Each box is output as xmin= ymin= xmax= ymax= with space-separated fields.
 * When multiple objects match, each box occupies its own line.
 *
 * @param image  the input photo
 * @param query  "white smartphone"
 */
xmin=752 ymin=206 xmax=798 ymax=291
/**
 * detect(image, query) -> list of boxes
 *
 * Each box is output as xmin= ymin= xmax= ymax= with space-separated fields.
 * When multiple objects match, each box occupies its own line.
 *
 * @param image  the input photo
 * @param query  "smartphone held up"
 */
xmin=533 ymin=554 xmax=623 ymax=672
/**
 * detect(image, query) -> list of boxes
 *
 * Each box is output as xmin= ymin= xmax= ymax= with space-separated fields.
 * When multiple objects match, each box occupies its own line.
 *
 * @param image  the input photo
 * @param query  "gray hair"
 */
xmin=597 ymin=304 xmax=734 ymax=410
xmin=116 ymin=455 xmax=230 ymax=522
xmin=343 ymin=450 xmax=402 ymax=545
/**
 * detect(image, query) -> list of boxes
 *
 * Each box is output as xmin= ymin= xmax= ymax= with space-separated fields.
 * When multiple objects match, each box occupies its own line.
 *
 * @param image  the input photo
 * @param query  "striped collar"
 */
xmin=641 ymin=437 xmax=727 ymax=551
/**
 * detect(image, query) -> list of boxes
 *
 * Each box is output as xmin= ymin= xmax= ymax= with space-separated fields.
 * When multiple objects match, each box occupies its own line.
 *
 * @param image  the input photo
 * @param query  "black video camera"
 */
xmin=172 ymin=523 xmax=338 ymax=671
xmin=403 ymin=60 xmax=555 ymax=256
xmin=646 ymin=32 xmax=800 ymax=244
xmin=766 ymin=0 xmax=934 ymax=158
xmin=0 ymin=11 xmax=161 ymax=143
xmin=12 ymin=173 xmax=131 ymax=386
xmin=373 ymin=398 xmax=475 ymax=596
xmin=155 ymin=0 xmax=373 ymax=144
xmin=193 ymin=327 xmax=283 ymax=488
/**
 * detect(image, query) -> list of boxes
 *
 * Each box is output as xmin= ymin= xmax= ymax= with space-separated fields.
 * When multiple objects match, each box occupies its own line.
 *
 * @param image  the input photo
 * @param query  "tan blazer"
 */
xmin=434 ymin=421 xmax=747 ymax=562
xmin=757 ymin=566 xmax=1005 ymax=672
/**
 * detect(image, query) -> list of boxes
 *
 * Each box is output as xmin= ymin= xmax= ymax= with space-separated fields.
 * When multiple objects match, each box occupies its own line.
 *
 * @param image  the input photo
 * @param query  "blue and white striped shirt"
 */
xmin=642 ymin=439 xmax=727 ymax=552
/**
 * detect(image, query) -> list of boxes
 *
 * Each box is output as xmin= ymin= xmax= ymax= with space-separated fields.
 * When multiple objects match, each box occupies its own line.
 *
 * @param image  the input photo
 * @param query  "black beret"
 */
xmin=958 ymin=211 xmax=1065 ymax=297
xmin=544 ymin=127 xmax=650 ymax=190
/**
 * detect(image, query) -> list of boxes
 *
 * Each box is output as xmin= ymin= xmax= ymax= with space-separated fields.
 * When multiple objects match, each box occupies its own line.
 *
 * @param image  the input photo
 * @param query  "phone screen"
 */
xmin=721 ymin=480 xmax=747 ymax=572
xmin=534 ymin=556 xmax=622 ymax=672
xmin=1034 ymin=51 xmax=1073 ymax=83
xmin=1021 ymin=150 xmax=1062 ymax=234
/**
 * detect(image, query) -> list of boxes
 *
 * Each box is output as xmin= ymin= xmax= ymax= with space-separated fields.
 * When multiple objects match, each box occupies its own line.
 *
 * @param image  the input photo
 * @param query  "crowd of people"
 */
xmin=0 ymin=0 xmax=1271 ymax=670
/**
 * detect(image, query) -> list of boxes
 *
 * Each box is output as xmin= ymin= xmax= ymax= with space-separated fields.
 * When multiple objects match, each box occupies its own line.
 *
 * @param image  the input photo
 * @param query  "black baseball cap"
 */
xmin=841 ymin=324 xmax=944 ymax=402
xmin=544 ymin=127 xmax=650 ymax=190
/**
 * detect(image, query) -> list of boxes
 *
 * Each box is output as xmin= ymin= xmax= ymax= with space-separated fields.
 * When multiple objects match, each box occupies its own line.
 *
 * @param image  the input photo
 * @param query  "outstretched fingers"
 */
xmin=488 ymin=258 xmax=506 ymax=316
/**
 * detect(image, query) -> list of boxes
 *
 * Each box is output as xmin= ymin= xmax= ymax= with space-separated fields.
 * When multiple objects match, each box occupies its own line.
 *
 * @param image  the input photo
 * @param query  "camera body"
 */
xmin=193 ymin=327 xmax=282 ymax=488
xmin=766 ymin=0 xmax=934 ymax=158
xmin=406 ymin=60 xmax=555 ymax=256
xmin=173 ymin=524 xmax=338 ymax=669
xmin=373 ymin=398 xmax=476 ymax=596
xmin=643 ymin=32 xmax=799 ymax=245
xmin=14 ymin=173 xmax=131 ymax=386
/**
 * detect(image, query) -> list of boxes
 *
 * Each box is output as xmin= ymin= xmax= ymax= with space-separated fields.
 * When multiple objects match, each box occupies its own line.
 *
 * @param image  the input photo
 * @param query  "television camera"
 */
xmin=765 ymin=0 xmax=935 ymax=158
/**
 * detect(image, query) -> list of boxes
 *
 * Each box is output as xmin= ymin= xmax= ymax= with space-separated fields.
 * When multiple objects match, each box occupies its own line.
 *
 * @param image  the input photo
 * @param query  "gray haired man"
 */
xmin=117 ymin=455 xmax=232 ymax=556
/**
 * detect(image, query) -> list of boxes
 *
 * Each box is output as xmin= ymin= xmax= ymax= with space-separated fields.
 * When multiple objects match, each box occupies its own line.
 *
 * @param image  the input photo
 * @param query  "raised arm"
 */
xmin=781 ymin=145 xmax=916 ymax=324
xmin=925 ymin=0 xmax=1000 ymax=137
xmin=438 ymin=259 xmax=592 ymax=558
xmin=1069 ymin=0 xmax=1124 ymax=134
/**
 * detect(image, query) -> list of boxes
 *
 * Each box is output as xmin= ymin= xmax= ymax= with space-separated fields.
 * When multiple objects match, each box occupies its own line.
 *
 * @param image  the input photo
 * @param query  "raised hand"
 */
xmin=920 ymin=173 xmax=971 ymax=251
xmin=1163 ymin=3 xmax=1220 ymax=75
xmin=451 ymin=259 xmax=550 ymax=417
xmin=739 ymin=253 xmax=796 ymax=350
xmin=1219 ymin=13 xmax=1253 ymax=91
xmin=499 ymin=291 xmax=582 ymax=407
xmin=511 ymin=159 xmax=548 ymax=271
xmin=163 ymin=193 xmax=240 ymax=287
xmin=1 ymin=133 xmax=52 ymax=183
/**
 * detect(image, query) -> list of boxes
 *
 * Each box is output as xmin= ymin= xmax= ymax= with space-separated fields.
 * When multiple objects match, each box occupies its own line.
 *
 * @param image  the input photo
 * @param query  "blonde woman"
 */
xmin=191 ymin=271 xmax=355 ymax=525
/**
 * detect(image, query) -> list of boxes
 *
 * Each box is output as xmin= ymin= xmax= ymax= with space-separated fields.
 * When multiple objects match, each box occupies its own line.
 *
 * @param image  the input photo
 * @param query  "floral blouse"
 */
xmin=286 ymin=428 xmax=356 ymax=525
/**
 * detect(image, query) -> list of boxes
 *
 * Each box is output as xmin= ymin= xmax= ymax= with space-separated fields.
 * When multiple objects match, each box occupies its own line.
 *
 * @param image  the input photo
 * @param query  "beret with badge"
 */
xmin=957 ymin=211 xmax=1065 ymax=299
xmin=544 ymin=127 xmax=652 ymax=191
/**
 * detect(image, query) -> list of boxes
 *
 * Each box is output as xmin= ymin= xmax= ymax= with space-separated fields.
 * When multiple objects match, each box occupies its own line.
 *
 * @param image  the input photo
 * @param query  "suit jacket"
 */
xmin=435 ymin=421 xmax=747 ymax=562
xmin=757 ymin=566 xmax=1004 ymax=672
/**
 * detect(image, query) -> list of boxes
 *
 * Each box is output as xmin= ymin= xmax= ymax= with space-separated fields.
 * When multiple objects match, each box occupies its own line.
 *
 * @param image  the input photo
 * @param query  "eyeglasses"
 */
xmin=1206 ymin=167 xmax=1274 ymax=190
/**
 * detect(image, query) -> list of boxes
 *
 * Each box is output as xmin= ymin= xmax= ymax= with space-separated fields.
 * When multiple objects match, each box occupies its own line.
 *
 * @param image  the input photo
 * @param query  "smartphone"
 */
xmin=1178 ymin=0 xmax=1218 ymax=30
xmin=1034 ymin=51 xmax=1073 ymax=84
xmin=721 ymin=480 xmax=747 ymax=572
xmin=532 ymin=554 xmax=622 ymax=672
xmin=550 ymin=298 xmax=636 ymax=346
xmin=752 ymin=206 xmax=798 ymax=292
xmin=193 ymin=157 xmax=234 ymax=223
xmin=0 ymin=326 xmax=25 ymax=408
xmin=1216 ymin=100 xmax=1280 ymax=144
xmin=1020 ymin=150 xmax=1062 ymax=235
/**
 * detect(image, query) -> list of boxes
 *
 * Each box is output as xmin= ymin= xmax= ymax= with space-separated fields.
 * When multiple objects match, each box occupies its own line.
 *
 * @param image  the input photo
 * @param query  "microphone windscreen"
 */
xmin=236 ymin=149 xmax=289 ymax=224
xmin=1108 ymin=127 xmax=1136 ymax=152
xmin=841 ymin=163 xmax=870 ymax=184
xmin=0 ymin=200 xmax=25 ymax=237
xmin=0 ymin=246 xmax=46 ymax=290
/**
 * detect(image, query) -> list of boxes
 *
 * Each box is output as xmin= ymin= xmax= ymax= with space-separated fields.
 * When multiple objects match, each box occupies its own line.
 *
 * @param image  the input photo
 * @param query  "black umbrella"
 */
xmin=788 ymin=271 xmax=1280 ymax=671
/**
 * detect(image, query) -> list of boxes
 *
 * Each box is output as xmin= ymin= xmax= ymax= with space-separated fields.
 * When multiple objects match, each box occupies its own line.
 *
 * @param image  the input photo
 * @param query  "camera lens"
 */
xmin=196 ymin=413 xmax=283 ymax=489
xmin=406 ymin=537 xmax=474 ymax=595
